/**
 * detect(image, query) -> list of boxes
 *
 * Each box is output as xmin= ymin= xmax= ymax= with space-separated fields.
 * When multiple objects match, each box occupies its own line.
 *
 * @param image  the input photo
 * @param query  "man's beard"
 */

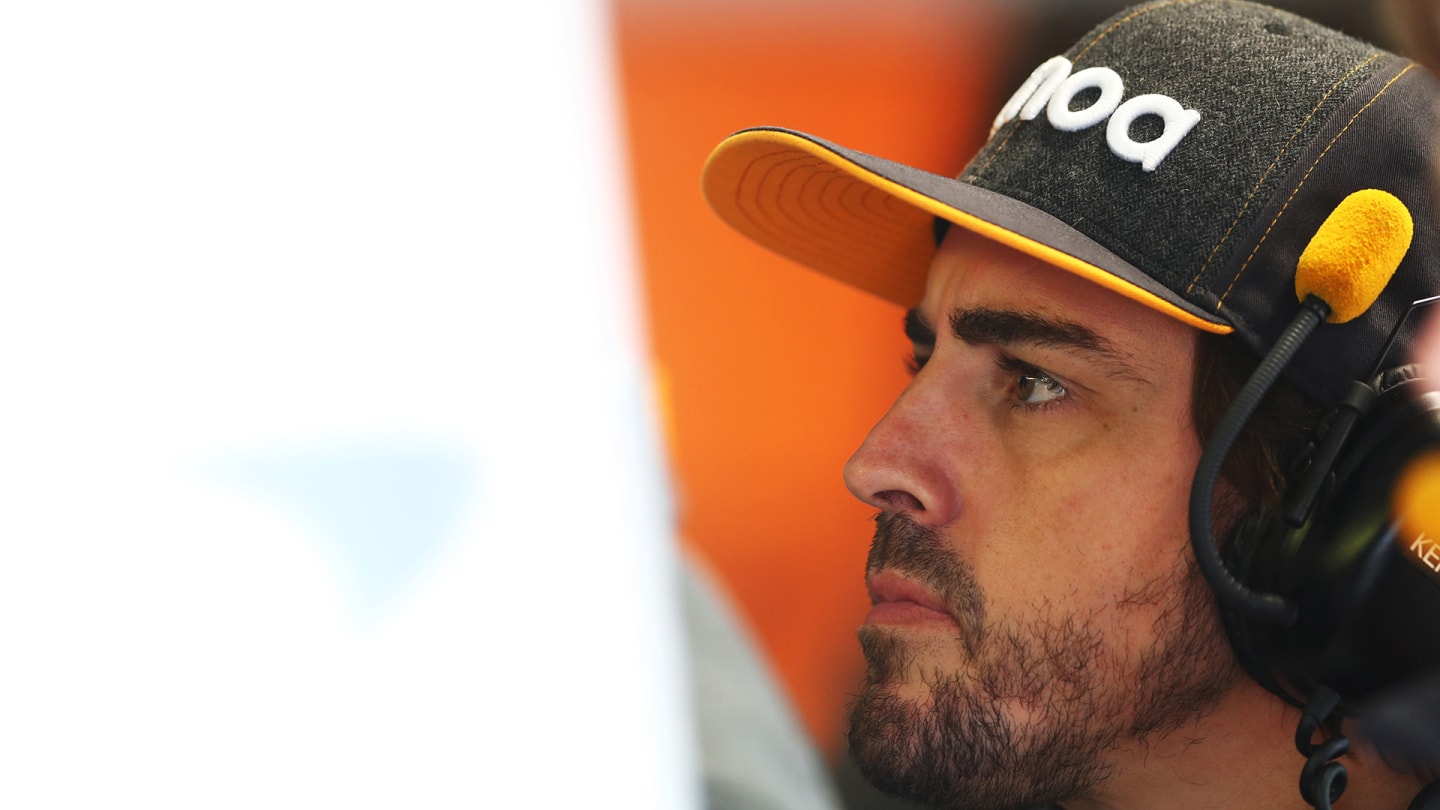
xmin=846 ymin=513 xmax=1239 ymax=810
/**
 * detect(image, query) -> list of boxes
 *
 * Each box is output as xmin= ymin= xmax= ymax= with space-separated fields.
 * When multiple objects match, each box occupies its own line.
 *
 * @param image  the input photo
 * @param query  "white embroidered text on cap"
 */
xmin=992 ymin=56 xmax=1201 ymax=172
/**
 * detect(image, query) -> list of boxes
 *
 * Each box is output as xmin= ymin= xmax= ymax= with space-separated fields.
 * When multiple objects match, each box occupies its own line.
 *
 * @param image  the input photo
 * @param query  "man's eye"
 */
xmin=1015 ymin=371 xmax=1066 ymax=405
xmin=905 ymin=351 xmax=930 ymax=376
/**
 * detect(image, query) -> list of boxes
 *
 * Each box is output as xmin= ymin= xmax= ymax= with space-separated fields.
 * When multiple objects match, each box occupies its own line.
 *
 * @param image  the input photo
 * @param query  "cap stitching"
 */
xmin=971 ymin=0 xmax=1197 ymax=181
xmin=728 ymin=147 xmax=932 ymax=304
xmin=1184 ymin=52 xmax=1382 ymax=295
xmin=1216 ymin=62 xmax=1416 ymax=307
xmin=1072 ymin=0 xmax=1201 ymax=63
xmin=968 ymin=126 xmax=1020 ymax=181
xmin=752 ymin=153 xmax=878 ymax=257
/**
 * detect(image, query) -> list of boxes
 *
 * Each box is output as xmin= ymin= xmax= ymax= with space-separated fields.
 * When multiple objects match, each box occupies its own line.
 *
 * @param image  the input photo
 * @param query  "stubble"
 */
xmin=846 ymin=512 xmax=1239 ymax=810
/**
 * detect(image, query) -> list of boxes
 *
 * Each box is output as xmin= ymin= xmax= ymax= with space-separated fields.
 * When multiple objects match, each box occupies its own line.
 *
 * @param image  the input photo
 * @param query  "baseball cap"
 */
xmin=701 ymin=0 xmax=1440 ymax=406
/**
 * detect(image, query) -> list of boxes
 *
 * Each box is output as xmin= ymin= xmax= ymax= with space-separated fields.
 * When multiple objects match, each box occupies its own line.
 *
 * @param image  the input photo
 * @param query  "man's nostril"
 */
xmin=875 ymin=490 xmax=925 ymax=512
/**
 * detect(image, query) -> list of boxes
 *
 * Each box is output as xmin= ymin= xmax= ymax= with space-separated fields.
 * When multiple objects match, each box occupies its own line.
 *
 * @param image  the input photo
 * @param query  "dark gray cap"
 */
xmin=702 ymin=0 xmax=1440 ymax=406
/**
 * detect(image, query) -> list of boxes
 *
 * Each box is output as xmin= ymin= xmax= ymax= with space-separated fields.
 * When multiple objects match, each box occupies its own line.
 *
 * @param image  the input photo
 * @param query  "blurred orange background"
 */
xmin=611 ymin=0 xmax=1015 ymax=758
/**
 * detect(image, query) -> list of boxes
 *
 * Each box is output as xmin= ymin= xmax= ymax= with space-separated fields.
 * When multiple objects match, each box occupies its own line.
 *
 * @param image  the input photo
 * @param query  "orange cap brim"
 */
xmin=702 ymin=127 xmax=1234 ymax=334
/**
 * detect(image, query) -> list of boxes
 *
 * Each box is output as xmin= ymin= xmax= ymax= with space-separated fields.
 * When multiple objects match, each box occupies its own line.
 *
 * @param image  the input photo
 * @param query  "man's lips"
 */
xmin=865 ymin=570 xmax=958 ymax=628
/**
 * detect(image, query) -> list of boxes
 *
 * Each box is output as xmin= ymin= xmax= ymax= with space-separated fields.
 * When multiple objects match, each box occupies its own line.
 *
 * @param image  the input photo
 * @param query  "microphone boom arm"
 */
xmin=1186 ymin=295 xmax=1334 ymax=627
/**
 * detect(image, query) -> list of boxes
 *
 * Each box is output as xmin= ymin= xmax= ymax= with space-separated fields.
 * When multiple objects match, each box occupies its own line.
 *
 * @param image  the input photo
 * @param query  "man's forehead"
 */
xmin=918 ymin=229 xmax=1192 ymax=349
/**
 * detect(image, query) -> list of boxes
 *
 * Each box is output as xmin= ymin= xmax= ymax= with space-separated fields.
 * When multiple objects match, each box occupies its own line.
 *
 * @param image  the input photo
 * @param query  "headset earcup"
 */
xmin=1279 ymin=387 xmax=1440 ymax=709
xmin=1236 ymin=369 xmax=1440 ymax=712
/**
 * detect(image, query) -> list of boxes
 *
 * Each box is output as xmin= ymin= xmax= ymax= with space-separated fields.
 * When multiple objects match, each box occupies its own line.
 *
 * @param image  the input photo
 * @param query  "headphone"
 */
xmin=1220 ymin=365 xmax=1440 ymax=716
xmin=1186 ymin=188 xmax=1440 ymax=720
xmin=1191 ymin=356 xmax=1440 ymax=810
xmin=1179 ymin=189 xmax=1440 ymax=806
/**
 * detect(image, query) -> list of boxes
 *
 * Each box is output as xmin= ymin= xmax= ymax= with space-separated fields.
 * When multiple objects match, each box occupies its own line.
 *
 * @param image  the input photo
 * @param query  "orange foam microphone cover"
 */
xmin=1295 ymin=189 xmax=1413 ymax=323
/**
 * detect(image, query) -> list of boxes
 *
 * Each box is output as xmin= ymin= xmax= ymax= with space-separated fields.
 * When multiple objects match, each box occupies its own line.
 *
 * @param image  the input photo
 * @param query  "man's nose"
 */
xmin=843 ymin=380 xmax=961 ymax=526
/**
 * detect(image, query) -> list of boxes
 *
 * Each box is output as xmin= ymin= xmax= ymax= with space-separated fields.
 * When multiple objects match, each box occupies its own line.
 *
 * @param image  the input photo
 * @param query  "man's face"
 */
xmin=843 ymin=230 xmax=1237 ymax=810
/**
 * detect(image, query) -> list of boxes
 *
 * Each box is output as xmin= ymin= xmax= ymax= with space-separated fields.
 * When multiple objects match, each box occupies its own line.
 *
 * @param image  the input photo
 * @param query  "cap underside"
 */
xmin=703 ymin=127 xmax=1234 ymax=335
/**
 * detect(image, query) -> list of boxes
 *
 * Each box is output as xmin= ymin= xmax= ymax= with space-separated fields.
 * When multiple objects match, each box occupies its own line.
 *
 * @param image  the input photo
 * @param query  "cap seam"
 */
xmin=731 ymin=150 xmax=841 ymax=262
xmin=747 ymin=153 xmax=880 ymax=256
xmin=968 ymin=126 xmax=1020 ymax=181
xmin=1072 ymin=0 xmax=1202 ymax=63
xmin=1216 ymin=62 xmax=1417 ymax=307
xmin=1184 ymin=51 xmax=1383 ymax=296
xmin=725 ymin=145 xmax=934 ymax=302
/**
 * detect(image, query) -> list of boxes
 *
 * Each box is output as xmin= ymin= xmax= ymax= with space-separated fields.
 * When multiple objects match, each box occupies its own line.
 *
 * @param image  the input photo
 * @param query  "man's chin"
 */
xmin=846 ymin=640 xmax=1114 ymax=810
xmin=845 ymin=680 xmax=928 ymax=790
xmin=847 ymin=678 xmax=1069 ymax=810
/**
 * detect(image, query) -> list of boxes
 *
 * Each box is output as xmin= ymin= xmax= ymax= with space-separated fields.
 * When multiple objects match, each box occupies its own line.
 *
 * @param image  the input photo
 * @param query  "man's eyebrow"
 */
xmin=949 ymin=307 xmax=1149 ymax=382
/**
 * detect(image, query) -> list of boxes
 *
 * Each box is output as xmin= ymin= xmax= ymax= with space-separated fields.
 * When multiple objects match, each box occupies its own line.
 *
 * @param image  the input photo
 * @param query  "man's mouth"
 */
xmin=864 ymin=570 xmax=959 ymax=628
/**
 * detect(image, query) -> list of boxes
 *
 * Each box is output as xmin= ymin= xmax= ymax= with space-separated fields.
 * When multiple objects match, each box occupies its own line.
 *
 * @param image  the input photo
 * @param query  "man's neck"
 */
xmin=1064 ymin=679 xmax=1426 ymax=810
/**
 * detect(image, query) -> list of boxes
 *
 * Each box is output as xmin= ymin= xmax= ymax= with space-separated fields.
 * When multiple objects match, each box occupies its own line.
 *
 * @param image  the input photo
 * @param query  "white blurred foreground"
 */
xmin=0 ymin=2 xmax=695 ymax=807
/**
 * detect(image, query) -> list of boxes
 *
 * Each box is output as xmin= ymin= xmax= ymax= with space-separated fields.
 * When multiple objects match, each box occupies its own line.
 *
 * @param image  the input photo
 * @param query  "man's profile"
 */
xmin=701 ymin=1 xmax=1440 ymax=808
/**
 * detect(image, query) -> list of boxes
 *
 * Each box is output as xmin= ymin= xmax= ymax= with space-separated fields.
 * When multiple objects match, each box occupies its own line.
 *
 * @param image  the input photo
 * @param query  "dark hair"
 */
xmin=1190 ymin=332 xmax=1327 ymax=515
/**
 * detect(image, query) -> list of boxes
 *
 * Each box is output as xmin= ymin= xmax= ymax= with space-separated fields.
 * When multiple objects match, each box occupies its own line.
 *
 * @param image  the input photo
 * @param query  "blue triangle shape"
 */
xmin=214 ymin=440 xmax=474 ymax=622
